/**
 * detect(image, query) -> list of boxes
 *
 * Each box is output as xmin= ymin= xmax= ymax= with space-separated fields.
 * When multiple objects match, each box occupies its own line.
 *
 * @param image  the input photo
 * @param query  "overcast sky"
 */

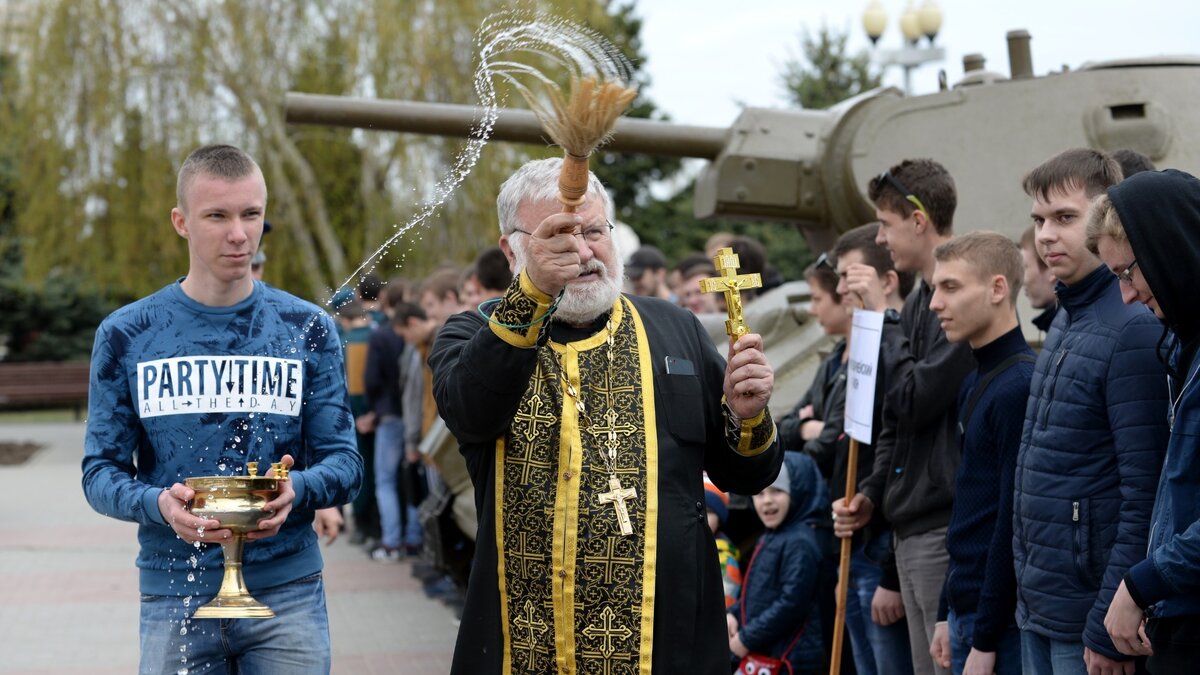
xmin=636 ymin=0 xmax=1200 ymax=128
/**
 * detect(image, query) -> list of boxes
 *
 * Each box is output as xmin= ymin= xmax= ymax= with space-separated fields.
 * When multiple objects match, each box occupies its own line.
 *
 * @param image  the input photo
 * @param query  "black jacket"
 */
xmin=779 ymin=341 xmax=846 ymax=478
xmin=364 ymin=325 xmax=407 ymax=418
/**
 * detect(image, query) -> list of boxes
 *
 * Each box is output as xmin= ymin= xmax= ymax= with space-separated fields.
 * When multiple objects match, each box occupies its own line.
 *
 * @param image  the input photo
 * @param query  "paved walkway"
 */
xmin=0 ymin=422 xmax=457 ymax=674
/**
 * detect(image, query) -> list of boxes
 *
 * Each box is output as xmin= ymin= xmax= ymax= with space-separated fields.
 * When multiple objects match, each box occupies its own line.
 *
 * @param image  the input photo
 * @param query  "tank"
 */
xmin=286 ymin=34 xmax=1200 ymax=511
xmin=292 ymin=35 xmax=1200 ymax=564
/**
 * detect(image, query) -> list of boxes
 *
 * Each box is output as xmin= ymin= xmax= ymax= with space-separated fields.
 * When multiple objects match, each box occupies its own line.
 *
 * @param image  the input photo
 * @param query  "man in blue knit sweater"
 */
xmin=927 ymin=232 xmax=1035 ymax=675
xmin=1012 ymin=149 xmax=1167 ymax=675
xmin=82 ymin=144 xmax=362 ymax=673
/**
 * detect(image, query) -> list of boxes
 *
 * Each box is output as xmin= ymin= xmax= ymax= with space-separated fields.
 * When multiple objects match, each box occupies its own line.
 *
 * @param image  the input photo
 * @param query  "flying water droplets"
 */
xmin=330 ymin=9 xmax=634 ymax=296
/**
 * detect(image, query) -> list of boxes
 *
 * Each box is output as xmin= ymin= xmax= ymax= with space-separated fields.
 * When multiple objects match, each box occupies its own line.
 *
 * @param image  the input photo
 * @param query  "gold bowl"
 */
xmin=185 ymin=462 xmax=286 ymax=619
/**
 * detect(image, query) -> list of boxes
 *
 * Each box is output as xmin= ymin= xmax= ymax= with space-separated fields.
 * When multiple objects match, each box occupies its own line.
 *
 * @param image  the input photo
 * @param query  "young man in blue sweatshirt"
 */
xmin=1012 ymin=149 xmax=1168 ymax=675
xmin=81 ymin=144 xmax=362 ymax=673
xmin=1089 ymin=170 xmax=1200 ymax=673
xmin=927 ymin=232 xmax=1035 ymax=675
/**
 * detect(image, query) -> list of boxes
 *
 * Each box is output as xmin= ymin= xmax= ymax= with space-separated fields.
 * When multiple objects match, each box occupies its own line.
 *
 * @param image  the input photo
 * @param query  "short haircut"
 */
xmin=867 ymin=158 xmax=957 ymax=235
xmin=382 ymin=277 xmax=413 ymax=310
xmin=357 ymin=273 xmax=384 ymax=301
xmin=338 ymin=300 xmax=366 ymax=321
xmin=833 ymin=223 xmax=917 ymax=299
xmin=420 ymin=268 xmax=461 ymax=302
xmin=496 ymin=157 xmax=613 ymax=236
xmin=673 ymin=251 xmax=711 ymax=276
xmin=1022 ymin=148 xmax=1122 ymax=202
xmin=804 ymin=261 xmax=840 ymax=300
xmin=705 ymin=231 xmax=736 ymax=253
xmin=1112 ymin=149 xmax=1156 ymax=179
xmin=458 ymin=263 xmax=477 ymax=290
xmin=1019 ymin=224 xmax=1048 ymax=271
xmin=729 ymin=236 xmax=766 ymax=275
xmin=473 ymin=246 xmax=513 ymax=291
xmin=934 ymin=231 xmax=1024 ymax=302
xmin=1084 ymin=193 xmax=1126 ymax=256
xmin=681 ymin=263 xmax=717 ymax=280
xmin=176 ymin=144 xmax=262 ymax=212
xmin=391 ymin=301 xmax=428 ymax=327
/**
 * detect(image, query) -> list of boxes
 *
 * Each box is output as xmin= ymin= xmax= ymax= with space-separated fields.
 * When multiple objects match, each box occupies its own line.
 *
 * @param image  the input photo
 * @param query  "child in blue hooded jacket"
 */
xmin=728 ymin=452 xmax=830 ymax=674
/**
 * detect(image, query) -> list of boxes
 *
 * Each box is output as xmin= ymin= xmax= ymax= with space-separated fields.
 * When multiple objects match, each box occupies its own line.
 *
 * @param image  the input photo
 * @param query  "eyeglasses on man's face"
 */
xmin=511 ymin=221 xmax=614 ymax=244
xmin=1117 ymin=258 xmax=1139 ymax=285
xmin=877 ymin=170 xmax=930 ymax=221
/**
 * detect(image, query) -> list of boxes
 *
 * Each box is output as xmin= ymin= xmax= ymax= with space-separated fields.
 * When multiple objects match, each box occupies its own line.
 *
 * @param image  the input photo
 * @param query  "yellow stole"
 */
xmin=494 ymin=296 xmax=659 ymax=675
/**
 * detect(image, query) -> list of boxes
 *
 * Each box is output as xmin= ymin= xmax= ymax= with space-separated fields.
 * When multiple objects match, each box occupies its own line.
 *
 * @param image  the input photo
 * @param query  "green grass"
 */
xmin=0 ymin=408 xmax=81 ymax=423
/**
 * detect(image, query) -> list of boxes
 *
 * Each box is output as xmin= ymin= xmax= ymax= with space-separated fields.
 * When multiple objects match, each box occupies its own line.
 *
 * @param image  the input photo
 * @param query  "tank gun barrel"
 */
xmin=284 ymin=92 xmax=728 ymax=159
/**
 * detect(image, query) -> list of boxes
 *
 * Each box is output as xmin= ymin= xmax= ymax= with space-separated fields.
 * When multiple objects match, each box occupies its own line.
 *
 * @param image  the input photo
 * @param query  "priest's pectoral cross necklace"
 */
xmin=550 ymin=318 xmax=638 ymax=536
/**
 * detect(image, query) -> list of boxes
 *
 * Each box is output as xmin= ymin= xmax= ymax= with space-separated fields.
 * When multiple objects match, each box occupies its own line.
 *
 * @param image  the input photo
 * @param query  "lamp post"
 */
xmin=862 ymin=0 xmax=945 ymax=95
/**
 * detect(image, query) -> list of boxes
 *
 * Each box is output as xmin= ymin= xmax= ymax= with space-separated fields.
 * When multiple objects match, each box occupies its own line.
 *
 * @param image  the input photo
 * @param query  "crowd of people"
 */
xmin=757 ymin=147 xmax=1195 ymax=675
xmin=82 ymin=142 xmax=1200 ymax=675
xmin=332 ymin=146 xmax=1199 ymax=675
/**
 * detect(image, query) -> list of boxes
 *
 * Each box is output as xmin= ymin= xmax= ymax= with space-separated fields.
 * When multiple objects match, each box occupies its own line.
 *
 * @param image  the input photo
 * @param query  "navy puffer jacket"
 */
xmin=1012 ymin=265 xmax=1168 ymax=659
xmin=731 ymin=452 xmax=830 ymax=674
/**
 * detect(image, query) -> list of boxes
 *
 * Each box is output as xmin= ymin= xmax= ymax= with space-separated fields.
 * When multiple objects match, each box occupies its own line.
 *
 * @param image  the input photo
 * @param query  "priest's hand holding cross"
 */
xmin=723 ymin=333 xmax=774 ymax=420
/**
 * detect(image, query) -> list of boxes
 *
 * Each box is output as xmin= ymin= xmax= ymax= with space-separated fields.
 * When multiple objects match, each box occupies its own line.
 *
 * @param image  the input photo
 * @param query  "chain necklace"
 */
xmin=545 ymin=317 xmax=638 ymax=536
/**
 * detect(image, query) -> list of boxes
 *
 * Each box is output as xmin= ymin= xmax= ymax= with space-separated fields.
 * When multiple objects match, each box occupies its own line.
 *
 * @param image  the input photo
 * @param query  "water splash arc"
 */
xmin=332 ymin=10 xmax=635 ymax=296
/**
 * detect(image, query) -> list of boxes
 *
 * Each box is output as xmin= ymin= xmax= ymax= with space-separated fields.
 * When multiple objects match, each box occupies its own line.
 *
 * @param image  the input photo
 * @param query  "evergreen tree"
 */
xmin=780 ymin=25 xmax=882 ymax=110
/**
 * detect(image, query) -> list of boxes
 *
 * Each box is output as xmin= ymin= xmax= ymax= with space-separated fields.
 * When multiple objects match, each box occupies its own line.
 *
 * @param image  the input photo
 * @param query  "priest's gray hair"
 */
xmin=496 ymin=157 xmax=614 ymax=236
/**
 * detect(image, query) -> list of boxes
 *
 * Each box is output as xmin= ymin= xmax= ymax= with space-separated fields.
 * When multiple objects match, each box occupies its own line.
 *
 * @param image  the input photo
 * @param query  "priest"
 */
xmin=430 ymin=157 xmax=783 ymax=674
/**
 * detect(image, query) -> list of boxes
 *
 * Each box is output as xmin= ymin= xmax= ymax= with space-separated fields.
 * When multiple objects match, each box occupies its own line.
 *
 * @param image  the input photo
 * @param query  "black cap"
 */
xmin=625 ymin=246 xmax=667 ymax=279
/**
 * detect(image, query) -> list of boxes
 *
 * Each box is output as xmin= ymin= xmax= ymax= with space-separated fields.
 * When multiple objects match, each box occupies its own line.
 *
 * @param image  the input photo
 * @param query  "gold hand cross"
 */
xmin=698 ymin=247 xmax=762 ymax=341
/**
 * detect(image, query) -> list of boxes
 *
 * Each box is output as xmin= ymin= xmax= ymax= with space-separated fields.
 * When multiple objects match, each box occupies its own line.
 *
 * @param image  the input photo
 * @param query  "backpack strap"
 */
xmin=958 ymin=353 xmax=1036 ymax=439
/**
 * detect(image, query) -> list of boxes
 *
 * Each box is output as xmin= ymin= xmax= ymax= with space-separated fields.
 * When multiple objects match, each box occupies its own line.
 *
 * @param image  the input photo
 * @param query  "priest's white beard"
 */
xmin=511 ymin=242 xmax=624 ymax=326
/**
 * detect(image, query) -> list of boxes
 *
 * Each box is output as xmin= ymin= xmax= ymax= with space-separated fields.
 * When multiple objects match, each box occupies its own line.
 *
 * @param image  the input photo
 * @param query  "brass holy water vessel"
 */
xmin=186 ymin=461 xmax=287 ymax=619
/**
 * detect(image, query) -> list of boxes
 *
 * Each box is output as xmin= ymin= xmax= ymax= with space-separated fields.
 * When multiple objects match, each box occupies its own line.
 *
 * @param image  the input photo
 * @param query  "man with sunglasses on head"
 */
xmin=833 ymin=158 xmax=975 ymax=675
xmin=1011 ymin=149 xmax=1167 ymax=675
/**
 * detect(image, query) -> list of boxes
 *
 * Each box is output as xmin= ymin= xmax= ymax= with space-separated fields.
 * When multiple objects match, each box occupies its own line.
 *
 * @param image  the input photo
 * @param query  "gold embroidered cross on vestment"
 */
xmin=548 ymin=318 xmax=640 ymax=536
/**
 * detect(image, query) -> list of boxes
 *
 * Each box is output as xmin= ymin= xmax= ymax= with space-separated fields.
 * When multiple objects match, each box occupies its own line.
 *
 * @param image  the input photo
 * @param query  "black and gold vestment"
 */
xmin=430 ymin=272 xmax=782 ymax=674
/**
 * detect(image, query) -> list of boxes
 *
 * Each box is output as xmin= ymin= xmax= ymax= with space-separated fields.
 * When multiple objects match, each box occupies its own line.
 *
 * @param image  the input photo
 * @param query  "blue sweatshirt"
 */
xmin=939 ymin=326 xmax=1034 ymax=651
xmin=81 ymin=281 xmax=362 ymax=596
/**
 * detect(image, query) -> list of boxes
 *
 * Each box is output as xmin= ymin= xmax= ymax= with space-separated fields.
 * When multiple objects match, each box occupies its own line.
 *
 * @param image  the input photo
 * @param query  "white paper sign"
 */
xmin=844 ymin=309 xmax=885 ymax=444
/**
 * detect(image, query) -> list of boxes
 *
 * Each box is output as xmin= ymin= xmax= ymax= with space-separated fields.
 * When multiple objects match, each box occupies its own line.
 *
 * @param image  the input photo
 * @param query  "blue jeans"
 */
xmin=844 ymin=531 xmax=914 ymax=675
xmin=1020 ymin=630 xmax=1086 ymax=675
xmin=139 ymin=572 xmax=330 ymax=674
xmin=375 ymin=416 xmax=421 ymax=549
xmin=947 ymin=609 xmax=1021 ymax=675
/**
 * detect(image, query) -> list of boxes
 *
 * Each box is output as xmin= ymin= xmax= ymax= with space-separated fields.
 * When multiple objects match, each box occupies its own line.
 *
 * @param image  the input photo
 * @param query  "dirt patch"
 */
xmin=0 ymin=441 xmax=43 ymax=465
